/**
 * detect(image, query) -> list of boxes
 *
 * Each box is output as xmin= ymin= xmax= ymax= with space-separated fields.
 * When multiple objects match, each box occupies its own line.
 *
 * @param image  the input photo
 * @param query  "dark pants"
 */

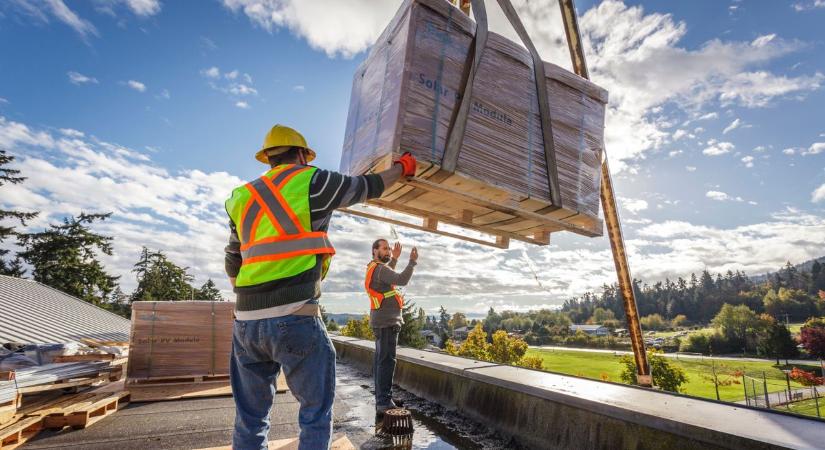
xmin=373 ymin=326 xmax=400 ymax=408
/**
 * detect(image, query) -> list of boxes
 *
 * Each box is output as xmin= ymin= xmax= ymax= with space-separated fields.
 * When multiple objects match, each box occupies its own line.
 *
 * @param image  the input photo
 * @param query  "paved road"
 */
xmin=530 ymin=345 xmax=817 ymax=366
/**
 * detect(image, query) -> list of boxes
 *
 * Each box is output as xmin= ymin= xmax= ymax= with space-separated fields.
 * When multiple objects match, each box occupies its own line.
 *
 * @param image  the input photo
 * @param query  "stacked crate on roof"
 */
xmin=127 ymin=301 xmax=233 ymax=382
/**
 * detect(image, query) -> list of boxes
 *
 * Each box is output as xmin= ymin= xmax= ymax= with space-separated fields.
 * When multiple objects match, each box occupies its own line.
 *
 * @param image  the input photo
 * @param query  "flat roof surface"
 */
xmin=21 ymin=363 xmax=505 ymax=450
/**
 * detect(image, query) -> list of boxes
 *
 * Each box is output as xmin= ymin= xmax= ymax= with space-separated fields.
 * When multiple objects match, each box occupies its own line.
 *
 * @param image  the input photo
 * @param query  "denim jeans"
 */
xmin=373 ymin=326 xmax=400 ymax=409
xmin=231 ymin=314 xmax=336 ymax=450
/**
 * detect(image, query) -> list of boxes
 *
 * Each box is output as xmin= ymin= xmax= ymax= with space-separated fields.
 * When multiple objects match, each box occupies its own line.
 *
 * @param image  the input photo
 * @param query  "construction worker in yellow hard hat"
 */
xmin=224 ymin=124 xmax=417 ymax=450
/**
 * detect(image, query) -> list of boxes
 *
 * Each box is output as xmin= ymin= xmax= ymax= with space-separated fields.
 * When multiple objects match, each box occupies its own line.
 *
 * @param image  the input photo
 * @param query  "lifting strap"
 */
xmin=441 ymin=0 xmax=562 ymax=207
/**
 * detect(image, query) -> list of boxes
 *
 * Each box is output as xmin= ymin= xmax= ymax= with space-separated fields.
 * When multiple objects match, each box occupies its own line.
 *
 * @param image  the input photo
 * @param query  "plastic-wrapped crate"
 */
xmin=340 ymin=0 xmax=606 ymax=245
xmin=127 ymin=301 xmax=233 ymax=381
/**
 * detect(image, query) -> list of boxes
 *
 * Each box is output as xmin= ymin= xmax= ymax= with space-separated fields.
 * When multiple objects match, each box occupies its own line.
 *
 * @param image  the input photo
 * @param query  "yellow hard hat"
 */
xmin=255 ymin=124 xmax=316 ymax=164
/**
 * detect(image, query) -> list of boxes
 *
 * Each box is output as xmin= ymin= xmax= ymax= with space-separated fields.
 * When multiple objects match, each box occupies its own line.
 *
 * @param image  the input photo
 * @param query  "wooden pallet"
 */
xmin=43 ymin=392 xmax=130 ymax=430
xmin=18 ymin=374 xmax=109 ymax=395
xmin=126 ymin=374 xmax=230 ymax=386
xmin=0 ymin=415 xmax=43 ymax=450
xmin=0 ymin=395 xmax=21 ymax=426
xmin=342 ymin=159 xmax=603 ymax=249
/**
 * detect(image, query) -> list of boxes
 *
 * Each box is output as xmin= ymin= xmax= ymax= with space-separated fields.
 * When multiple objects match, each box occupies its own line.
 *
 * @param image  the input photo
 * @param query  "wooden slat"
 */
xmin=402 ymin=177 xmax=602 ymax=237
xmin=53 ymin=354 xmax=115 ymax=363
xmin=369 ymin=199 xmax=551 ymax=246
xmin=18 ymin=374 xmax=108 ymax=394
xmin=340 ymin=208 xmax=507 ymax=249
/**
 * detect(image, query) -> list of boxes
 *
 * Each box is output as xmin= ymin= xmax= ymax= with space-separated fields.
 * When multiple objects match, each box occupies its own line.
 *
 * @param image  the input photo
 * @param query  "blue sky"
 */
xmin=1 ymin=0 xmax=824 ymax=314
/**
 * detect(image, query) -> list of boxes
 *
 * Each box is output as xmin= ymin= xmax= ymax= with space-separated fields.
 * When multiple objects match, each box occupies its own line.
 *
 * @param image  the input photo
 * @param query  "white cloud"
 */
xmin=97 ymin=0 xmax=162 ymax=17
xmin=723 ymin=118 xmax=742 ymax=134
xmin=686 ymin=166 xmax=697 ymax=172
xmin=220 ymin=0 xmax=401 ymax=58
xmin=672 ymin=129 xmax=688 ymax=141
xmin=703 ymin=139 xmax=735 ymax=156
xmin=59 ymin=128 xmax=84 ymax=138
xmin=201 ymin=66 xmax=258 ymax=99
xmin=67 ymin=71 xmax=98 ymax=85
xmin=292 ymin=85 xmax=306 ymax=92
xmin=793 ymin=1 xmax=825 ymax=11
xmin=706 ymin=190 xmax=750 ymax=203
xmin=201 ymin=66 xmax=221 ymax=78
xmin=668 ymin=150 xmax=682 ymax=157
xmin=158 ymin=89 xmax=171 ymax=99
xmin=619 ymin=197 xmax=648 ymax=214
xmin=813 ymin=183 xmax=825 ymax=203
xmin=235 ymin=101 xmax=250 ymax=109
xmin=0 ymin=98 xmax=8 ymax=105
xmin=803 ymin=142 xmax=825 ymax=156
xmin=741 ymin=155 xmax=754 ymax=168
xmin=706 ymin=190 xmax=732 ymax=201
xmin=696 ymin=112 xmax=719 ymax=121
xmin=753 ymin=145 xmax=768 ymax=152
xmin=783 ymin=148 xmax=797 ymax=155
xmin=125 ymin=80 xmax=147 ymax=92
xmin=228 ymin=84 xmax=257 ymax=96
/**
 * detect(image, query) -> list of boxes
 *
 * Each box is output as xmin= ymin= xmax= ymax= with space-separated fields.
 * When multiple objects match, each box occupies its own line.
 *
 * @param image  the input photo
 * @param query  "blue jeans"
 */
xmin=373 ymin=326 xmax=400 ymax=409
xmin=231 ymin=314 xmax=336 ymax=450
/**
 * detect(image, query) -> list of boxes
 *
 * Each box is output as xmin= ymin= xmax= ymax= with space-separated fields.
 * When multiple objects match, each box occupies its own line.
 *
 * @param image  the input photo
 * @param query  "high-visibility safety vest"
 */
xmin=225 ymin=164 xmax=335 ymax=287
xmin=364 ymin=261 xmax=403 ymax=310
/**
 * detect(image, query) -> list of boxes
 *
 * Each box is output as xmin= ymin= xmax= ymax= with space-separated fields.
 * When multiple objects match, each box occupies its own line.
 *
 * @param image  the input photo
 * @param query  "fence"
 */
xmin=743 ymin=372 xmax=823 ymax=419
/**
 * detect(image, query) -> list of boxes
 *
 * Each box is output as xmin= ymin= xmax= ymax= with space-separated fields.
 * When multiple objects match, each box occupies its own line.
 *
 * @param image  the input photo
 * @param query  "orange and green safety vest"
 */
xmin=365 ymin=261 xmax=403 ymax=310
xmin=225 ymin=164 xmax=335 ymax=287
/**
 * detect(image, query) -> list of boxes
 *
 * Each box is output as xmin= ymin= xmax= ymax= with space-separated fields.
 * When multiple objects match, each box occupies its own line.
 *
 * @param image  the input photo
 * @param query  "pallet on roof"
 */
xmin=0 ymin=395 xmax=21 ymax=426
xmin=17 ymin=373 xmax=109 ymax=395
xmin=42 ymin=392 xmax=130 ymax=430
xmin=126 ymin=374 xmax=230 ymax=386
xmin=0 ymin=415 xmax=43 ymax=450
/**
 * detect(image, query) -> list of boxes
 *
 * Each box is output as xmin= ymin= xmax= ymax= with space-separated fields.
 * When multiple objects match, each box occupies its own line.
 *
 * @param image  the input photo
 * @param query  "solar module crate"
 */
xmin=339 ymin=0 xmax=607 ymax=248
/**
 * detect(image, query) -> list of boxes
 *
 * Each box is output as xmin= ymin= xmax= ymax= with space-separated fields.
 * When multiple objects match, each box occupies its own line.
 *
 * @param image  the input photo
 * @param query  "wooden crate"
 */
xmin=127 ymin=301 xmax=233 ymax=381
xmin=0 ymin=415 xmax=43 ymax=450
xmin=339 ymin=0 xmax=606 ymax=247
xmin=0 ymin=395 xmax=21 ymax=426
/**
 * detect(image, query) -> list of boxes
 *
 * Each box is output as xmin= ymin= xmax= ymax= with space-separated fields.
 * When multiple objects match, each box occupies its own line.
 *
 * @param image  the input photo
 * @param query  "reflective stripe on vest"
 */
xmin=225 ymin=164 xmax=335 ymax=287
xmin=364 ymin=261 xmax=403 ymax=310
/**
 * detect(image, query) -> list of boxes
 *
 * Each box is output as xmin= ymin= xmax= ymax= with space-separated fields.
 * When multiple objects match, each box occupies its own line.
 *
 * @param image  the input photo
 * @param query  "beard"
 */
xmin=379 ymin=254 xmax=391 ymax=263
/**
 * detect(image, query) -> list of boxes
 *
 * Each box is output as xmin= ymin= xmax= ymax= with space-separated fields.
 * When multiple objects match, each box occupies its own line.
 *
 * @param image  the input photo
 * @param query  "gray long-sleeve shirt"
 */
xmin=369 ymin=257 xmax=416 ymax=329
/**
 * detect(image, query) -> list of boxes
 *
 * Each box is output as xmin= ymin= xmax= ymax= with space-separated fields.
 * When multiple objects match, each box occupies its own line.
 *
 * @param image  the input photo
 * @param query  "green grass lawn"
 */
xmin=525 ymin=348 xmax=820 ymax=402
xmin=788 ymin=323 xmax=804 ymax=334
xmin=648 ymin=326 xmax=713 ymax=339
xmin=787 ymin=397 xmax=824 ymax=418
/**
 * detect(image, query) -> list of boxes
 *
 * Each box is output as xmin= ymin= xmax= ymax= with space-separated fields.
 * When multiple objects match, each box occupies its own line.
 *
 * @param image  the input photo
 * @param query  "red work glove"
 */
xmin=394 ymin=152 xmax=417 ymax=177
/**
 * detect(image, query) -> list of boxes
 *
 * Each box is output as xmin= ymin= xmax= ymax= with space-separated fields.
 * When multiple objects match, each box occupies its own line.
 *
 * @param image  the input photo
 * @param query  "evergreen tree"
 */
xmin=195 ymin=279 xmax=223 ymax=301
xmin=399 ymin=301 xmax=426 ymax=348
xmin=757 ymin=317 xmax=799 ymax=364
xmin=0 ymin=150 xmax=38 ymax=276
xmin=438 ymin=305 xmax=451 ymax=333
xmin=131 ymin=247 xmax=195 ymax=301
xmin=17 ymin=213 xmax=118 ymax=304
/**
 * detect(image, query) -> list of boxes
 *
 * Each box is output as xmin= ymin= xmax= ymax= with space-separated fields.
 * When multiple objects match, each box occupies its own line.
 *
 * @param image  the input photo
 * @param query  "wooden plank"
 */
xmin=403 ymin=177 xmax=601 ymax=237
xmin=18 ymin=374 xmax=108 ymax=394
xmin=53 ymin=354 xmax=116 ymax=363
xmin=80 ymin=338 xmax=128 ymax=348
xmin=0 ymin=416 xmax=43 ymax=450
xmin=128 ymin=382 xmax=232 ymax=403
xmin=369 ymin=199 xmax=550 ymax=247
xmin=126 ymin=374 xmax=230 ymax=385
xmin=340 ymin=208 xmax=507 ymax=249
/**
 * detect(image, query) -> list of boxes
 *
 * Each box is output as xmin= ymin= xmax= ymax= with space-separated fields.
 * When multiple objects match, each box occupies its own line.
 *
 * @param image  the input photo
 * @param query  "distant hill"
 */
xmin=326 ymin=313 xmax=364 ymax=325
xmin=750 ymin=256 xmax=825 ymax=284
